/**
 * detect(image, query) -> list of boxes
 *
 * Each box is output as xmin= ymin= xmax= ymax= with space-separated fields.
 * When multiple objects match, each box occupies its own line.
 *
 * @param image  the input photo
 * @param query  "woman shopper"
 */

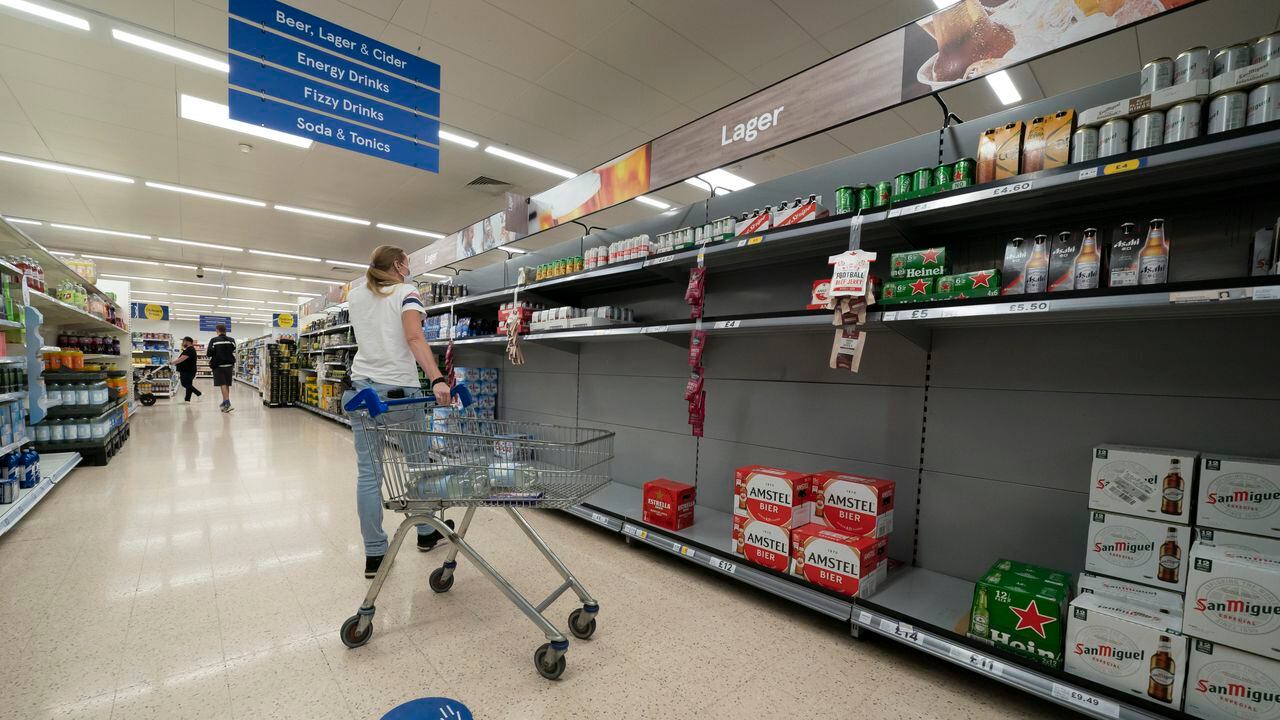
xmin=172 ymin=336 xmax=202 ymax=401
xmin=344 ymin=245 xmax=454 ymax=578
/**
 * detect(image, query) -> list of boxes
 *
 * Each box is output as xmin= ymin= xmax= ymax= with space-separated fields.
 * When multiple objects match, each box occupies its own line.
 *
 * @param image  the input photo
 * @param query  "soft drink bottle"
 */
xmin=24 ymin=449 xmax=39 ymax=489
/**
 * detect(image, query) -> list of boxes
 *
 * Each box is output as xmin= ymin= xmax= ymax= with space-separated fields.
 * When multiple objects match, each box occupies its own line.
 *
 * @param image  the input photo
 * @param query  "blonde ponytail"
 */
xmin=366 ymin=245 xmax=407 ymax=295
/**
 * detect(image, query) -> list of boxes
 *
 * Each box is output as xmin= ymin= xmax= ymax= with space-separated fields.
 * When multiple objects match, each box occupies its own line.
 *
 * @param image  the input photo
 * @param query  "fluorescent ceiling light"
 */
xmin=112 ymin=29 xmax=229 ymax=73
xmin=3 ymin=216 xmax=41 ymax=226
xmin=985 ymin=70 xmax=1022 ymax=105
xmin=418 ymin=272 xmax=448 ymax=280
xmin=180 ymin=95 xmax=312 ymax=149
xmin=157 ymin=236 xmax=243 ymax=252
xmin=163 ymin=263 xmax=197 ymax=270
xmin=931 ymin=0 xmax=960 ymax=8
xmin=219 ymin=304 xmax=259 ymax=311
xmin=49 ymin=250 xmax=76 ymax=256
xmin=483 ymin=146 xmax=576 ymax=179
xmin=296 ymin=278 xmax=342 ymax=286
xmin=224 ymin=297 xmax=264 ymax=303
xmin=170 ymin=293 xmax=217 ymax=299
xmin=0 ymin=153 xmax=133 ymax=184
xmin=274 ymin=204 xmax=369 ymax=226
xmin=686 ymin=168 xmax=754 ymax=194
xmin=132 ymin=291 xmax=168 ymax=296
xmin=144 ymin=181 xmax=264 ymax=207
xmin=375 ymin=223 xmax=444 ymax=239
xmin=50 ymin=223 xmax=150 ymax=239
xmin=173 ymin=302 xmax=215 ymax=308
xmin=438 ymin=130 xmax=479 ymax=149
xmin=501 ymin=246 xmax=528 ymax=255
xmin=248 ymin=249 xmax=320 ymax=262
xmin=634 ymin=196 xmax=671 ymax=210
xmin=167 ymin=279 xmax=222 ymax=288
xmin=80 ymin=254 xmax=158 ymax=266
xmin=236 ymin=270 xmax=296 ymax=280
xmin=202 ymin=267 xmax=232 ymax=273
xmin=226 ymin=285 xmax=277 ymax=293
xmin=100 ymin=273 xmax=159 ymax=282
xmin=282 ymin=289 xmax=319 ymax=296
xmin=0 ymin=0 xmax=89 ymax=30
xmin=263 ymin=301 xmax=298 ymax=307
xmin=323 ymin=259 xmax=366 ymax=268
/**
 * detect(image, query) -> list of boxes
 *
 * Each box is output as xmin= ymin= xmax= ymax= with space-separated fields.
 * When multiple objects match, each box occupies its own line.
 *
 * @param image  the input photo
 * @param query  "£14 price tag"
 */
xmin=1052 ymin=684 xmax=1119 ymax=718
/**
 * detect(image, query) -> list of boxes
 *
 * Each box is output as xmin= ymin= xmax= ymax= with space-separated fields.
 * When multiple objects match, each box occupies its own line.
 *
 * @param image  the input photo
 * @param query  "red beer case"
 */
xmin=789 ymin=523 xmax=888 ymax=598
xmin=642 ymin=478 xmax=696 ymax=531
xmin=811 ymin=471 xmax=895 ymax=538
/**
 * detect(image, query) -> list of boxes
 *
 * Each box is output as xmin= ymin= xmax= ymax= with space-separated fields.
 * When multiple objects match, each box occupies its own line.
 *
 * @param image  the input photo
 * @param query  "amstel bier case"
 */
xmin=788 ymin=523 xmax=886 ymax=598
xmin=1184 ymin=539 xmax=1280 ymax=661
xmin=732 ymin=514 xmax=790 ymax=573
xmin=1089 ymin=445 xmax=1199 ymax=524
xmin=810 ymin=470 xmax=893 ymax=538
xmin=1085 ymin=511 xmax=1192 ymax=591
xmin=967 ymin=559 xmax=1069 ymax=669
xmin=1197 ymin=455 xmax=1280 ymax=540
xmin=1186 ymin=638 xmax=1280 ymax=720
xmin=1065 ymin=592 xmax=1189 ymax=710
xmin=734 ymin=465 xmax=811 ymax=529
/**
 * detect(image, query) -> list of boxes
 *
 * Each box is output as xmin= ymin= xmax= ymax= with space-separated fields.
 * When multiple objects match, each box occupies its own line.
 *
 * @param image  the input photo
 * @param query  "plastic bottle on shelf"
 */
xmin=77 ymin=420 xmax=91 ymax=441
xmin=90 ymin=381 xmax=108 ymax=406
xmin=48 ymin=419 xmax=62 ymax=443
xmin=74 ymin=382 xmax=89 ymax=406
xmin=34 ymin=422 xmax=49 ymax=444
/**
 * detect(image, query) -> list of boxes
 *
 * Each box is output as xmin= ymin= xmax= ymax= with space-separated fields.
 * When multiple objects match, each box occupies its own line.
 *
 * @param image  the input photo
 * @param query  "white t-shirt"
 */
xmin=349 ymin=281 xmax=424 ymax=387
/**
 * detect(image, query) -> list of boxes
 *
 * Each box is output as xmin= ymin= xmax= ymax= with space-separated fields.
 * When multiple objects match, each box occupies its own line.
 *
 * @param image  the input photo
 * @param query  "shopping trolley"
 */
xmin=133 ymin=365 xmax=174 ymax=406
xmin=338 ymin=386 xmax=614 ymax=680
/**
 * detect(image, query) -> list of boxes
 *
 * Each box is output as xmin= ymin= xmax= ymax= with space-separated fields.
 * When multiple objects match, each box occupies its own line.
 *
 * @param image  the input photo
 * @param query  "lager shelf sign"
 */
xmin=130 ymin=302 xmax=168 ymax=321
xmin=273 ymin=312 xmax=296 ymax=328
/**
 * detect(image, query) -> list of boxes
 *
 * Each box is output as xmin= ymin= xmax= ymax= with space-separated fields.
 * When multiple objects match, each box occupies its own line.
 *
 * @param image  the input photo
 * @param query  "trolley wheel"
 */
xmin=533 ymin=644 xmax=566 ymax=680
xmin=340 ymin=614 xmax=372 ymax=648
xmin=140 ymin=395 xmax=157 ymax=406
xmin=567 ymin=609 xmax=596 ymax=640
xmin=428 ymin=566 xmax=454 ymax=593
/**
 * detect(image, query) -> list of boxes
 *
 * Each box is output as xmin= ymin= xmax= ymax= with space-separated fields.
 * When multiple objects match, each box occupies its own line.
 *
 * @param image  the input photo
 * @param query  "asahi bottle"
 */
xmin=1139 ymin=219 xmax=1169 ymax=285
xmin=1157 ymin=527 xmax=1181 ymax=584
xmin=1161 ymin=458 xmax=1184 ymax=516
xmin=1148 ymin=635 xmax=1176 ymax=703
xmin=1025 ymin=235 xmax=1050 ymax=293
xmin=1075 ymin=228 xmax=1101 ymax=290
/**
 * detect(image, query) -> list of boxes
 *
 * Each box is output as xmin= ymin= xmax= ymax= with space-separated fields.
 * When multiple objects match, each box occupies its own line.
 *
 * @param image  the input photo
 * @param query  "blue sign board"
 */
xmin=228 ymin=20 xmax=439 ymax=121
xmin=230 ymin=90 xmax=439 ymax=171
xmin=230 ymin=56 xmax=438 ymax=142
xmin=130 ymin=302 xmax=169 ymax=320
xmin=230 ymin=0 xmax=439 ymax=89
xmin=199 ymin=315 xmax=232 ymax=332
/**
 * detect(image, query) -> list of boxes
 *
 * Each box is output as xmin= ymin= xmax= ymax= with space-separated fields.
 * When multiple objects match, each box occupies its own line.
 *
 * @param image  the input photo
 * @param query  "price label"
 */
xmin=947 ymin=646 xmax=1005 ymax=677
xmin=989 ymin=180 xmax=1033 ymax=197
xmin=697 ymin=248 xmax=706 ymax=264
xmin=736 ymin=239 xmax=748 ymax=248
xmin=714 ymin=320 xmax=741 ymax=329
xmin=893 ymin=621 xmax=924 ymax=645
xmin=891 ymin=201 xmax=933 ymax=218
xmin=709 ymin=556 xmax=736 ymax=574
xmin=907 ymin=308 xmax=929 ymax=320
xmin=747 ymin=236 xmax=763 ymax=246
xmin=624 ymin=525 xmax=649 ymax=540
xmin=1051 ymin=684 xmax=1119 ymax=718
xmin=589 ymin=511 xmax=610 ymax=526
xmin=1103 ymin=158 xmax=1146 ymax=175
xmin=1006 ymin=301 xmax=1050 ymax=314
xmin=679 ymin=545 xmax=695 ymax=558
xmin=1255 ymin=286 xmax=1280 ymax=301
xmin=879 ymin=618 xmax=898 ymax=634
xmin=857 ymin=611 xmax=873 ymax=626
xmin=645 ymin=255 xmax=676 ymax=267
xmin=1077 ymin=167 xmax=1099 ymax=180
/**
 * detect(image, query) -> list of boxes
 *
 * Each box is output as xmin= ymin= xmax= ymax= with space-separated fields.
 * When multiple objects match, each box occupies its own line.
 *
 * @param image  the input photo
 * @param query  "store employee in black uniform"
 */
xmin=207 ymin=324 xmax=237 ymax=413
xmin=173 ymin=337 xmax=202 ymax=402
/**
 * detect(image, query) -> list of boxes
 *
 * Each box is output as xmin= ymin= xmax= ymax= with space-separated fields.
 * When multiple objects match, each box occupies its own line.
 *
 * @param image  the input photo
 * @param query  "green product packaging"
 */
xmin=890 ymin=248 xmax=948 ymax=279
xmin=879 ymin=278 xmax=934 ymax=304
xmin=936 ymin=269 xmax=1001 ymax=299
xmin=968 ymin=558 xmax=1069 ymax=669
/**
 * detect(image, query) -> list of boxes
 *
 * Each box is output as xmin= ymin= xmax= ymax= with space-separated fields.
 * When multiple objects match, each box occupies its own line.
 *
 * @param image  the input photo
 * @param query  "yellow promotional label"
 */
xmin=275 ymin=313 xmax=295 ymax=328
xmin=143 ymin=303 xmax=165 ymax=320
xmin=1103 ymin=159 xmax=1143 ymax=175
xmin=747 ymin=236 xmax=763 ymax=245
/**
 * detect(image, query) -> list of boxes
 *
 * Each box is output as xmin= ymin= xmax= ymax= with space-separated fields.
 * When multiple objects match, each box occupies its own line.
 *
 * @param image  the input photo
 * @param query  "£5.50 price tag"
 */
xmin=1006 ymin=301 xmax=1050 ymax=314
xmin=1051 ymin=684 xmax=1119 ymax=718
xmin=947 ymin=646 xmax=1004 ymax=677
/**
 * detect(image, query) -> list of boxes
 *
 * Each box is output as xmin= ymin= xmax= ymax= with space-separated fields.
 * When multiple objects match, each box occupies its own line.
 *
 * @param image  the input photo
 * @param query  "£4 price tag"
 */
xmin=714 ymin=320 xmax=741 ymax=329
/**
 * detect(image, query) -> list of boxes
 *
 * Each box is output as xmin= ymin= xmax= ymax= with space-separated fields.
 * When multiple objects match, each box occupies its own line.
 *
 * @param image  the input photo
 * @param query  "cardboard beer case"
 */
xmin=1085 ymin=510 xmax=1192 ymax=592
xmin=810 ymin=470 xmax=894 ymax=538
xmin=1184 ymin=539 xmax=1280 ymax=661
xmin=1066 ymin=592 xmax=1189 ymax=710
xmin=734 ymin=465 xmax=812 ymax=529
xmin=1186 ymin=638 xmax=1280 ymax=720
xmin=1197 ymin=455 xmax=1280 ymax=540
xmin=1089 ymin=445 xmax=1198 ymax=524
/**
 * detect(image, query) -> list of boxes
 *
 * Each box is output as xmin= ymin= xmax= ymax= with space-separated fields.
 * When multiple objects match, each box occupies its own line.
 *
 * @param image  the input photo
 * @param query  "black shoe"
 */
xmin=364 ymin=555 xmax=384 ymax=578
xmin=417 ymin=519 xmax=456 ymax=552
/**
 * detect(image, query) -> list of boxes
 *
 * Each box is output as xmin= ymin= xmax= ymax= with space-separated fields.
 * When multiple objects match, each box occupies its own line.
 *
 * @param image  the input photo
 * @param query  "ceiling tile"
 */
xmin=423 ymin=0 xmax=576 ymax=83
xmin=379 ymin=24 xmax=530 ymax=115
xmin=511 ymin=88 xmax=636 ymax=149
xmin=769 ymin=0 xmax=894 ymax=38
xmin=75 ymin=0 xmax=175 ymax=32
xmin=742 ymin=41 xmax=831 ymax=87
xmin=816 ymin=0 xmax=932 ymax=55
xmin=336 ymin=0 xmax=401 ymax=22
xmin=389 ymin=0 xmax=430 ymax=33
xmin=686 ymin=76 xmax=757 ymax=117
xmin=768 ymin=133 xmax=853 ymax=175
xmin=638 ymin=104 xmax=700 ymax=138
xmin=825 ymin=111 xmax=919 ymax=153
xmin=631 ymin=0 xmax=812 ymax=74
xmin=176 ymin=0 xmax=232 ymax=51
xmin=1027 ymin=29 xmax=1138 ymax=98
xmin=481 ymin=0 xmax=632 ymax=49
xmin=537 ymin=51 xmax=680 ymax=127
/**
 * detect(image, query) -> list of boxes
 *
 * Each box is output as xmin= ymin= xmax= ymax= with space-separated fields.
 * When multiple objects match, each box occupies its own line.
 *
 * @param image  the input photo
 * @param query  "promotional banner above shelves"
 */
xmin=227 ymin=0 xmax=441 ymax=172
xmin=273 ymin=312 xmax=296 ymax=328
xmin=130 ymin=302 xmax=168 ymax=321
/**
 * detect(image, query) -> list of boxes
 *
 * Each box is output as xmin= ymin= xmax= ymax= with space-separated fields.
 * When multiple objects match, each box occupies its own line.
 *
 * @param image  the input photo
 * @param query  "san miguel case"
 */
xmin=732 ymin=514 xmax=790 ymax=573
xmin=642 ymin=478 xmax=695 ymax=531
xmin=1186 ymin=638 xmax=1280 ymax=720
xmin=1090 ymin=445 xmax=1199 ymax=524
xmin=734 ymin=465 xmax=812 ymax=528
xmin=1184 ymin=539 xmax=1280 ymax=661
xmin=1085 ymin=511 xmax=1192 ymax=592
xmin=1077 ymin=572 xmax=1184 ymax=614
xmin=1197 ymin=455 xmax=1280 ymax=539
xmin=1198 ymin=528 xmax=1280 ymax=559
xmin=967 ymin=559 xmax=1069 ymax=669
xmin=1065 ymin=592 xmax=1189 ymax=710
xmin=810 ymin=471 xmax=893 ymax=538
xmin=788 ymin=523 xmax=887 ymax=598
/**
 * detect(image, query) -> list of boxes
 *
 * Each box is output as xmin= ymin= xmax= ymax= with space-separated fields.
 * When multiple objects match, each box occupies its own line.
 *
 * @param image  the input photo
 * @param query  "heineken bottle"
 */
xmin=971 ymin=586 xmax=991 ymax=639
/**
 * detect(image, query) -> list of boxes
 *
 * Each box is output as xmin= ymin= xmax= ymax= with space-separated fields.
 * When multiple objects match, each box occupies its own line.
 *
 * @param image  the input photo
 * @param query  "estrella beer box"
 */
xmin=967 ymin=558 xmax=1069 ymax=669
xmin=1085 ymin=511 xmax=1192 ymax=591
xmin=879 ymin=278 xmax=934 ymax=304
xmin=1077 ymin=572 xmax=1184 ymax=615
xmin=1186 ymin=638 xmax=1280 ymax=720
xmin=642 ymin=478 xmax=695 ymax=531
xmin=935 ymin=269 xmax=1001 ymax=300
xmin=788 ymin=523 xmax=887 ymax=598
xmin=1185 ymin=539 xmax=1280 ymax=661
xmin=889 ymin=248 xmax=947 ymax=280
xmin=1066 ymin=592 xmax=1188 ymax=710
xmin=1089 ymin=445 xmax=1199 ymax=524
xmin=732 ymin=514 xmax=790 ymax=573
xmin=734 ymin=465 xmax=811 ymax=529
xmin=810 ymin=471 xmax=893 ymax=538
xmin=1197 ymin=455 xmax=1280 ymax=540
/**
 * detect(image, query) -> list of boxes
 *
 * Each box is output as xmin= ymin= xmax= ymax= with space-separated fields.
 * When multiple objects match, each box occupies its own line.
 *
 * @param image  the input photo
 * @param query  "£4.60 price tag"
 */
xmin=1051 ymin=684 xmax=1119 ymax=718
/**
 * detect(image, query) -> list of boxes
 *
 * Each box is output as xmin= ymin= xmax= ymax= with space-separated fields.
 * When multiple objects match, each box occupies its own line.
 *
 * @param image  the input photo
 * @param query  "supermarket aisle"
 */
xmin=0 ymin=384 xmax=1074 ymax=720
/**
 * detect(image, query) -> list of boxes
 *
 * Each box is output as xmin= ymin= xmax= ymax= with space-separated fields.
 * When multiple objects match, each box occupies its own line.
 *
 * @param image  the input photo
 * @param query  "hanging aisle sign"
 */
xmin=227 ymin=0 xmax=441 ymax=172
xmin=273 ymin=312 xmax=295 ymax=328
xmin=199 ymin=315 xmax=232 ymax=332
xmin=130 ymin=302 xmax=169 ymax=321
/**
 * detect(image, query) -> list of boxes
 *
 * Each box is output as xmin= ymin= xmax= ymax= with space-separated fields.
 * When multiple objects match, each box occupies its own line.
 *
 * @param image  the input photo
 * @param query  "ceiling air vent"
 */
xmin=466 ymin=175 xmax=513 ymax=197
xmin=467 ymin=175 xmax=512 ymax=187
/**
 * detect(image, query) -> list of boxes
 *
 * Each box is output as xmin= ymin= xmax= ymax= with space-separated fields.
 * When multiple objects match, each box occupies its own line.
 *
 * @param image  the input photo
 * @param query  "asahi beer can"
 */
xmin=835 ymin=185 xmax=855 ymax=214
xmin=856 ymin=184 xmax=874 ymax=210
xmin=1252 ymin=32 xmax=1280 ymax=64
xmin=1130 ymin=111 xmax=1165 ymax=151
xmin=1099 ymin=118 xmax=1129 ymax=157
xmin=1173 ymin=46 xmax=1210 ymax=85
xmin=1164 ymin=101 xmax=1201 ymax=142
xmin=893 ymin=172 xmax=913 ymax=196
xmin=952 ymin=157 xmax=975 ymax=187
xmin=1208 ymin=91 xmax=1248 ymax=134
xmin=912 ymin=167 xmax=933 ymax=192
xmin=1212 ymin=44 xmax=1250 ymax=79
xmin=1140 ymin=57 xmax=1173 ymax=95
xmin=1071 ymin=126 xmax=1099 ymax=163
xmin=1247 ymin=82 xmax=1280 ymax=126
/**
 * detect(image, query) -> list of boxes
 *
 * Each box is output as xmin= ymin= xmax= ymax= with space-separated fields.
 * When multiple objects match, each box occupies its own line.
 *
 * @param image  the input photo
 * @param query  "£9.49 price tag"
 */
xmin=1051 ymin=683 xmax=1119 ymax=718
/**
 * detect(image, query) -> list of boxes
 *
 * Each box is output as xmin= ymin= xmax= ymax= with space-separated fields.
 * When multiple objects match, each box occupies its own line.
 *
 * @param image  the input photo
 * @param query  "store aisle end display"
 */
xmin=234 ymin=334 xmax=268 ymax=390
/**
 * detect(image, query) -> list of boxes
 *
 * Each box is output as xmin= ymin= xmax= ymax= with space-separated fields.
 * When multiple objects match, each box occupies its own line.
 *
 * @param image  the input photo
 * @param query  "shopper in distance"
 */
xmin=172 ymin=336 xmax=202 ymax=402
xmin=344 ymin=245 xmax=454 ymax=579
xmin=207 ymin=324 xmax=237 ymax=413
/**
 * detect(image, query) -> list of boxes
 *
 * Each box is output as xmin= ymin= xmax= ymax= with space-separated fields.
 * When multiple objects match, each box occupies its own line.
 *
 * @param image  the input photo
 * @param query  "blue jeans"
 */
xmin=344 ymin=378 xmax=435 ymax=556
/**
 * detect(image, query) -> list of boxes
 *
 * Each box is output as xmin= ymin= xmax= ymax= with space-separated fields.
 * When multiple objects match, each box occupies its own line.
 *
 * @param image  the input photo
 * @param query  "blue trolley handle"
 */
xmin=344 ymin=383 xmax=473 ymax=418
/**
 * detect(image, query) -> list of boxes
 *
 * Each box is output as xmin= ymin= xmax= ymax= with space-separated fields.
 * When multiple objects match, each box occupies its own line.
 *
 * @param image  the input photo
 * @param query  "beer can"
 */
xmin=874 ymin=181 xmax=892 ymax=207
xmin=893 ymin=172 xmax=913 ymax=196
xmin=1140 ymin=57 xmax=1172 ymax=95
xmin=1173 ymin=46 xmax=1210 ymax=85
xmin=1208 ymin=91 xmax=1248 ymax=134
xmin=933 ymin=163 xmax=952 ymax=187
xmin=1247 ymin=82 xmax=1280 ymax=126
xmin=1252 ymin=32 xmax=1280 ymax=64
xmin=912 ymin=167 xmax=933 ymax=192
xmin=1098 ymin=118 xmax=1129 ymax=157
xmin=835 ymin=185 xmax=855 ymax=214
xmin=1130 ymin=111 xmax=1164 ymax=151
xmin=1212 ymin=44 xmax=1250 ymax=79
xmin=1071 ymin=126 xmax=1099 ymax=163
xmin=951 ymin=157 xmax=975 ymax=187
xmin=1164 ymin=100 xmax=1201 ymax=143
xmin=856 ymin=184 xmax=874 ymax=210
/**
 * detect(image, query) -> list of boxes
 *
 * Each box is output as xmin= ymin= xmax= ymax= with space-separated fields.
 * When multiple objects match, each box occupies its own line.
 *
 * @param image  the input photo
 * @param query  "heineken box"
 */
xmin=889 ymin=248 xmax=947 ymax=280
xmin=968 ymin=558 xmax=1069 ymax=669
xmin=935 ymin=269 xmax=1001 ymax=300
xmin=1065 ymin=592 xmax=1188 ymax=710
xmin=879 ymin=278 xmax=934 ymax=304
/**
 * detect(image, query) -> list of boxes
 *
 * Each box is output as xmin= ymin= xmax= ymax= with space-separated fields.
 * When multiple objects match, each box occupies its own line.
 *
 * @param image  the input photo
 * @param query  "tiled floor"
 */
xmin=0 ymin=383 xmax=1078 ymax=719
